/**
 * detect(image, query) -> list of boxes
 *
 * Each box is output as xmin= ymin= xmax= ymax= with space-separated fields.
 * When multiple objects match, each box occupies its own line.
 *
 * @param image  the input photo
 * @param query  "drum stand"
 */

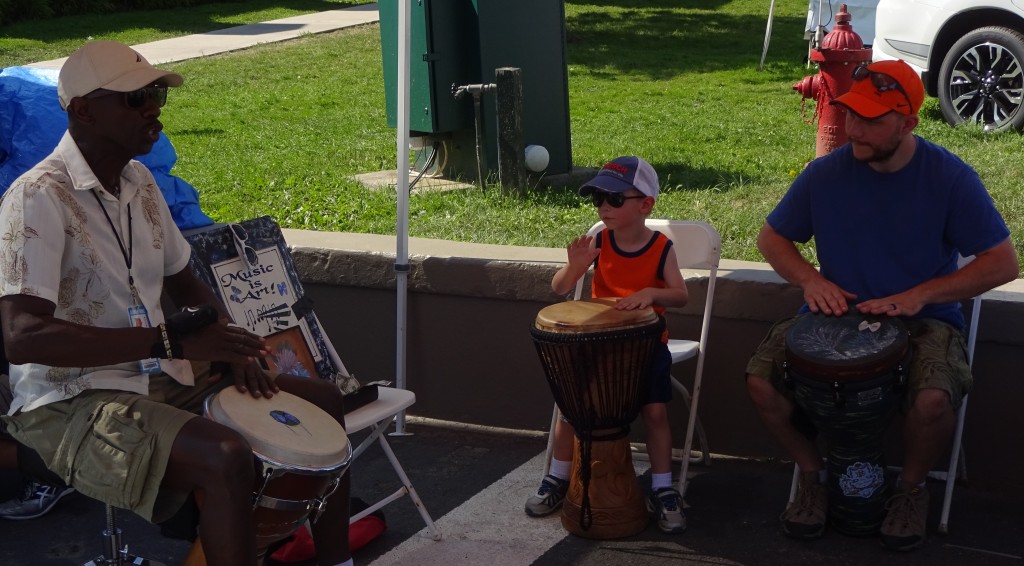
xmin=83 ymin=504 xmax=166 ymax=566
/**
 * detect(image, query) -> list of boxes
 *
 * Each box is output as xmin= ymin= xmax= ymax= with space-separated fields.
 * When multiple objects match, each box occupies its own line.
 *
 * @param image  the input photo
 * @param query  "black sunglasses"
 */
xmin=85 ymin=85 xmax=168 ymax=109
xmin=229 ymin=223 xmax=260 ymax=268
xmin=590 ymin=191 xmax=646 ymax=208
xmin=851 ymin=65 xmax=913 ymax=113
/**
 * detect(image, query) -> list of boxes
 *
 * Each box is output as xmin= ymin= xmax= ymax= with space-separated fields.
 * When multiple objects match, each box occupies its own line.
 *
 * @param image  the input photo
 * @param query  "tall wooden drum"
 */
xmin=530 ymin=298 xmax=664 ymax=539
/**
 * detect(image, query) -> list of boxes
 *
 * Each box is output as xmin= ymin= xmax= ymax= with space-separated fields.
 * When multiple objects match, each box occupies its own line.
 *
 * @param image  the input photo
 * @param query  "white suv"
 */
xmin=873 ymin=0 xmax=1024 ymax=131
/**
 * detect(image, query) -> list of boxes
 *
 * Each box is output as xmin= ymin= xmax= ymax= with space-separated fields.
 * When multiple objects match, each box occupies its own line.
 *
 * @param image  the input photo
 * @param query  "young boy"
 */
xmin=525 ymin=156 xmax=689 ymax=533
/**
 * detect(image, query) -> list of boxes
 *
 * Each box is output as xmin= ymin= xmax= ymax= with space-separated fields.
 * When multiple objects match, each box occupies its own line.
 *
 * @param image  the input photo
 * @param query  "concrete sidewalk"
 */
xmin=27 ymin=2 xmax=380 ymax=70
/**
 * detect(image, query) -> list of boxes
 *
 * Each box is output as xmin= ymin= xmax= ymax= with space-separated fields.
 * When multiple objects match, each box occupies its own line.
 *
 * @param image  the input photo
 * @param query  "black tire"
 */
xmin=937 ymin=26 xmax=1024 ymax=132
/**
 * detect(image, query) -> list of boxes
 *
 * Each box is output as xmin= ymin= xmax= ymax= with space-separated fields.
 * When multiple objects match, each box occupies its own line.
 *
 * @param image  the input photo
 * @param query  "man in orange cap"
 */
xmin=745 ymin=59 xmax=1018 ymax=551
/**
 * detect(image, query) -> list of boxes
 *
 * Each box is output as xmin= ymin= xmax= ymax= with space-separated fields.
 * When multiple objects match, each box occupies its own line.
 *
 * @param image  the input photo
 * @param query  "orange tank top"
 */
xmin=592 ymin=229 xmax=673 ymax=341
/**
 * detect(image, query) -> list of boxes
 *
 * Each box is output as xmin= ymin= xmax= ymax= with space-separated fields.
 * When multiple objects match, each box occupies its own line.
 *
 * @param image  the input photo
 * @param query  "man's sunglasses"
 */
xmin=229 ymin=223 xmax=260 ymax=268
xmin=85 ymin=85 xmax=168 ymax=109
xmin=590 ymin=191 xmax=646 ymax=208
xmin=851 ymin=65 xmax=913 ymax=113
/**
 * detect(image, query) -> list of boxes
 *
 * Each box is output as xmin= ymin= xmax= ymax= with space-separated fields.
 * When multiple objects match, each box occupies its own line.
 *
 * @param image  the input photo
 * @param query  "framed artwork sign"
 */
xmin=184 ymin=216 xmax=334 ymax=381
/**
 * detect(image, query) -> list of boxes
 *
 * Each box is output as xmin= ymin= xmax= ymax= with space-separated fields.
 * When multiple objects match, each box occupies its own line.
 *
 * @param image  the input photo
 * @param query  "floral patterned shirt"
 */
xmin=0 ymin=132 xmax=193 ymax=414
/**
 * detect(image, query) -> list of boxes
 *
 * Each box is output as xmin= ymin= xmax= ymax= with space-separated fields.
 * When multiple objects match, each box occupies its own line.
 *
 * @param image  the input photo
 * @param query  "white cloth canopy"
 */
xmin=805 ymin=0 xmax=879 ymax=46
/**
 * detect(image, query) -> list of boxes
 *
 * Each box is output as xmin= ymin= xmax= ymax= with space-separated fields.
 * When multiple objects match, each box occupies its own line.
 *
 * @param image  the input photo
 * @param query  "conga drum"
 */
xmin=202 ymin=388 xmax=352 ymax=558
xmin=784 ymin=312 xmax=911 ymax=536
xmin=530 ymin=298 xmax=664 ymax=539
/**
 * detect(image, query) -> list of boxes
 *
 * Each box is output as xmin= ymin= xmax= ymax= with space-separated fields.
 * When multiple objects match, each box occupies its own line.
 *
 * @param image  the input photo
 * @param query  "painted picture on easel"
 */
xmin=264 ymin=327 xmax=317 ymax=378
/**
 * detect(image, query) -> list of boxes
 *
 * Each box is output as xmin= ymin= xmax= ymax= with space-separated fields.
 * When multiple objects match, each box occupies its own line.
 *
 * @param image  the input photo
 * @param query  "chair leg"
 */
xmin=540 ymin=404 xmax=559 ymax=482
xmin=349 ymin=421 xmax=441 ymax=541
xmin=788 ymin=464 xmax=801 ymax=504
xmin=938 ymin=398 xmax=970 ymax=535
xmin=83 ymin=505 xmax=167 ymax=566
xmin=672 ymin=381 xmax=710 ymax=466
xmin=672 ymin=374 xmax=711 ymax=497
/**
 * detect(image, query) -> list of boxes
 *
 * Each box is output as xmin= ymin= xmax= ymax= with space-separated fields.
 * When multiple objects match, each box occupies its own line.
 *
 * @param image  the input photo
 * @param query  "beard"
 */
xmin=851 ymin=130 xmax=903 ymax=164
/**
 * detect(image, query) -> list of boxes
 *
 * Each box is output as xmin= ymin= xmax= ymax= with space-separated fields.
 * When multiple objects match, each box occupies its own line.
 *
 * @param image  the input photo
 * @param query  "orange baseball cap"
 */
xmin=831 ymin=60 xmax=925 ymax=118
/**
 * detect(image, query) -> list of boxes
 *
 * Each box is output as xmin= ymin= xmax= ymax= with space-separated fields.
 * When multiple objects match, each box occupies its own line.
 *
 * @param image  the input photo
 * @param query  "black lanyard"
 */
xmin=90 ymin=188 xmax=134 ymax=289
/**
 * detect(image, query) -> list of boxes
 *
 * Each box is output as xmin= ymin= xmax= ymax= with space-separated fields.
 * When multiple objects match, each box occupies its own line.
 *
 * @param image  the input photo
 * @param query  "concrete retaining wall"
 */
xmin=284 ymin=229 xmax=1024 ymax=492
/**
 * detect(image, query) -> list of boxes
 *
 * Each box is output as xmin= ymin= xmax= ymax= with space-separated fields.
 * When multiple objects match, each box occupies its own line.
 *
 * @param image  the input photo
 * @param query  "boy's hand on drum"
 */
xmin=802 ymin=277 xmax=856 ymax=316
xmin=616 ymin=289 xmax=654 ymax=310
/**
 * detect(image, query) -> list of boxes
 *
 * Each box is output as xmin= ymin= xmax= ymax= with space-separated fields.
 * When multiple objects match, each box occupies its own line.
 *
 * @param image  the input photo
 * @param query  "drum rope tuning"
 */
xmin=530 ymin=301 xmax=664 ymax=535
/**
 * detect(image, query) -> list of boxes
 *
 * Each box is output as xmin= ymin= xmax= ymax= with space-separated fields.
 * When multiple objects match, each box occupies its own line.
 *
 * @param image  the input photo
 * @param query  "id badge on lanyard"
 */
xmin=128 ymin=292 xmax=162 ymax=375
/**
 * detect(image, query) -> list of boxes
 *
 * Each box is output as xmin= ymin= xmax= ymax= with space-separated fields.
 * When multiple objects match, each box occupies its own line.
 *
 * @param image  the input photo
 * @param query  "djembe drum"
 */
xmin=194 ymin=387 xmax=353 ymax=562
xmin=530 ymin=298 xmax=664 ymax=539
xmin=784 ymin=312 xmax=911 ymax=535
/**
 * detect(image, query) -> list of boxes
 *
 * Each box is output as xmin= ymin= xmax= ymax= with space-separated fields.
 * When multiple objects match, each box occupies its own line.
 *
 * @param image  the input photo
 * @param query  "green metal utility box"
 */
xmin=379 ymin=0 xmax=572 ymax=178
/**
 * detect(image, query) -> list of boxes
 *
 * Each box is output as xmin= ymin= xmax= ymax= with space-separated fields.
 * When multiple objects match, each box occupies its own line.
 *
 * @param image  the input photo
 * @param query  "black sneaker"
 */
xmin=525 ymin=474 xmax=568 ymax=517
xmin=647 ymin=487 xmax=686 ymax=534
xmin=0 ymin=481 xmax=76 ymax=520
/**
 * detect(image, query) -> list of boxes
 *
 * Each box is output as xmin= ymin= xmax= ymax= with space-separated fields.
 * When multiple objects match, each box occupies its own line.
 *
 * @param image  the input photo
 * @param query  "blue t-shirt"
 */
xmin=767 ymin=136 xmax=1010 ymax=329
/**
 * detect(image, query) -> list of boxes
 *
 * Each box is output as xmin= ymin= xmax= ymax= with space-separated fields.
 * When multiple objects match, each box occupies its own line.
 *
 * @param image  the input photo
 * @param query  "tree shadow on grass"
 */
xmin=566 ymin=10 xmax=810 ymax=80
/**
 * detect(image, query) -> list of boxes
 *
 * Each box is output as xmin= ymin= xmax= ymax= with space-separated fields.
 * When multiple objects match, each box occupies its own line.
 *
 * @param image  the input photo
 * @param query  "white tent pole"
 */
xmin=393 ymin=0 xmax=412 ymax=435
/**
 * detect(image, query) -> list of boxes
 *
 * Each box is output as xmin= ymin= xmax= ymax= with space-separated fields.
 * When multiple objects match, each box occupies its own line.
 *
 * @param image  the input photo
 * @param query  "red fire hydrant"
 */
xmin=793 ymin=4 xmax=872 ymax=157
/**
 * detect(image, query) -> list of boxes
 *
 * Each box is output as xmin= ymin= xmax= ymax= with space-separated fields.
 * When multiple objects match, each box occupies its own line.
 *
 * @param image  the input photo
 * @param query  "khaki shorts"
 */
xmin=745 ymin=314 xmax=972 ymax=411
xmin=1 ymin=362 xmax=230 ymax=523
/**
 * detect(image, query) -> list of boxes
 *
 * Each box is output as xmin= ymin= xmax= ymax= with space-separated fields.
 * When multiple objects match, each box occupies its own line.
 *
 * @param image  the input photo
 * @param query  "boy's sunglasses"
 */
xmin=85 ymin=85 xmax=168 ymax=109
xmin=851 ymin=65 xmax=913 ymax=113
xmin=590 ymin=191 xmax=646 ymax=208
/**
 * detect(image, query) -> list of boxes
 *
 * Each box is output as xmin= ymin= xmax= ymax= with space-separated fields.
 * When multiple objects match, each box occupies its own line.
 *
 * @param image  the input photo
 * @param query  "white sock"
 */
xmin=330 ymin=560 xmax=354 ymax=566
xmin=651 ymin=472 xmax=673 ymax=491
xmin=549 ymin=458 xmax=571 ymax=481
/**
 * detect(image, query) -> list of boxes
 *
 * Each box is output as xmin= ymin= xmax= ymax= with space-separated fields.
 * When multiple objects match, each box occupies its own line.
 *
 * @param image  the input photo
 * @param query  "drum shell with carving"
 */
xmin=785 ymin=312 xmax=911 ymax=536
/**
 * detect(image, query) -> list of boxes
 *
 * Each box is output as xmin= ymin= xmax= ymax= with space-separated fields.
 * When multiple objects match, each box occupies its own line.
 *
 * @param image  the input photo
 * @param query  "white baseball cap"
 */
xmin=58 ymin=40 xmax=183 ymax=110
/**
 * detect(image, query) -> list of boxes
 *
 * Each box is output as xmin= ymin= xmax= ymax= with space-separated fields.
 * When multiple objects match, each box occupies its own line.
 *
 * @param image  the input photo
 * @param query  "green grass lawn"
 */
xmin=3 ymin=0 xmax=1024 ymax=270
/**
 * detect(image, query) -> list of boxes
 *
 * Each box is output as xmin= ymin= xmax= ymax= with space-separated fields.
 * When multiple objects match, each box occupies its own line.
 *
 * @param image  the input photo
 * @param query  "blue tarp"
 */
xmin=0 ymin=66 xmax=213 ymax=230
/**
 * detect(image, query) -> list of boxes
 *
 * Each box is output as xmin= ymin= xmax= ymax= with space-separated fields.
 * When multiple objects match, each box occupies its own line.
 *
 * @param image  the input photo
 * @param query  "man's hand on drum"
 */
xmin=180 ymin=320 xmax=268 ymax=365
xmin=566 ymin=236 xmax=599 ymax=272
xmin=856 ymin=293 xmax=923 ymax=317
xmin=802 ymin=277 xmax=856 ymax=316
xmin=228 ymin=360 xmax=280 ymax=398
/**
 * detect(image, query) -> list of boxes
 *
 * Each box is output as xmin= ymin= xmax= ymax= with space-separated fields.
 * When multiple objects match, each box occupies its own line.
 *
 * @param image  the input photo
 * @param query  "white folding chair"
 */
xmin=787 ymin=258 xmax=980 ymax=535
xmin=318 ymin=314 xmax=442 ymax=540
xmin=541 ymin=219 xmax=721 ymax=498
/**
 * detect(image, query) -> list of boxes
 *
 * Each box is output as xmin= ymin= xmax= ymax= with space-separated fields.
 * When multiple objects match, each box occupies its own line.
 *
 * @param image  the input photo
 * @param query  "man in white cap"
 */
xmin=0 ymin=41 xmax=353 ymax=566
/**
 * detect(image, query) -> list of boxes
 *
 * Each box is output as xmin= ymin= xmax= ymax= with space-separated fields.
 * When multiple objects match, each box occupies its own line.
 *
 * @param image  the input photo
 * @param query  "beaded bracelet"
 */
xmin=159 ymin=323 xmax=174 ymax=360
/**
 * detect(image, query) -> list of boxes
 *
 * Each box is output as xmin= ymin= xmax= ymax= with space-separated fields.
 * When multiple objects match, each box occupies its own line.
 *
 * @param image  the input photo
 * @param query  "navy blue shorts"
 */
xmin=643 ymin=342 xmax=673 ymax=405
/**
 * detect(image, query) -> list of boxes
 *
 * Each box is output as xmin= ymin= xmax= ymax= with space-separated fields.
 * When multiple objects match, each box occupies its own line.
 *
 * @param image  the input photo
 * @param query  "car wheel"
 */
xmin=937 ymin=26 xmax=1024 ymax=132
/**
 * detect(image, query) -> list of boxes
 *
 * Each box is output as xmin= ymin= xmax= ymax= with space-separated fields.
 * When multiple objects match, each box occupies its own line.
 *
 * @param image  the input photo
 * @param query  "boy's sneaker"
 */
xmin=0 ymin=481 xmax=75 ymax=520
xmin=647 ymin=487 xmax=686 ymax=534
xmin=880 ymin=485 xmax=929 ymax=551
xmin=525 ymin=474 xmax=568 ymax=517
xmin=781 ymin=471 xmax=826 ymax=540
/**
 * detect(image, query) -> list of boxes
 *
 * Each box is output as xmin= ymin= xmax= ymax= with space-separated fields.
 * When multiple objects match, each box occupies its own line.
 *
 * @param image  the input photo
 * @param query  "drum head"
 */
xmin=535 ymin=298 xmax=657 ymax=333
xmin=205 ymin=388 xmax=349 ymax=470
xmin=785 ymin=312 xmax=909 ymax=382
